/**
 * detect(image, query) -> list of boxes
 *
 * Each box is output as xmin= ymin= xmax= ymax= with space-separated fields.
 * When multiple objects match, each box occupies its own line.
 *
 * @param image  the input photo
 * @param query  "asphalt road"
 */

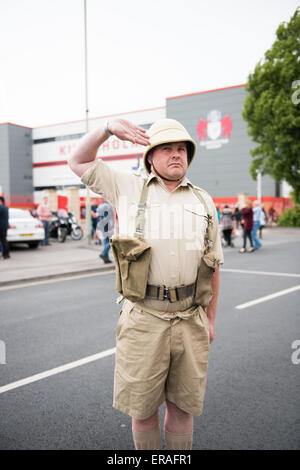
xmin=0 ymin=229 xmax=299 ymax=450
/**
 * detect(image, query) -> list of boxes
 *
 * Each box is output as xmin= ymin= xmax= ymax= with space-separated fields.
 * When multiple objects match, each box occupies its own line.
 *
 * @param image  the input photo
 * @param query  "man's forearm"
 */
xmin=206 ymin=265 xmax=220 ymax=324
xmin=68 ymin=118 xmax=150 ymax=179
xmin=68 ymin=124 xmax=109 ymax=177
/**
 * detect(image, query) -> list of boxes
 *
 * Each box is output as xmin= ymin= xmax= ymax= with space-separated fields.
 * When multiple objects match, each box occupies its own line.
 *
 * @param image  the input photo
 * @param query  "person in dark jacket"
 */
xmin=233 ymin=205 xmax=241 ymax=230
xmin=0 ymin=196 xmax=10 ymax=259
xmin=239 ymin=200 xmax=254 ymax=253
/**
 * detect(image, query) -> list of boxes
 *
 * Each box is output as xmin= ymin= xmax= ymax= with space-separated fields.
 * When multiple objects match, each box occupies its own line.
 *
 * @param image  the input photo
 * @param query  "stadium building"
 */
xmin=0 ymin=84 xmax=293 ymax=223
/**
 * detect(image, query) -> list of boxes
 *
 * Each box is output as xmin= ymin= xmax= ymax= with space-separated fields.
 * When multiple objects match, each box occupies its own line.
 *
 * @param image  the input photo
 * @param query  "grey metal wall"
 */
xmin=166 ymin=86 xmax=275 ymax=198
xmin=0 ymin=124 xmax=33 ymax=201
xmin=8 ymin=125 xmax=33 ymax=198
xmin=0 ymin=125 xmax=10 ymax=197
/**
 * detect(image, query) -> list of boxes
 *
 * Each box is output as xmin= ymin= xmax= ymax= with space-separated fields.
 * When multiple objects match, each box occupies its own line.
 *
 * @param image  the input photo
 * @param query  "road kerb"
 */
xmin=0 ymin=265 xmax=116 ymax=288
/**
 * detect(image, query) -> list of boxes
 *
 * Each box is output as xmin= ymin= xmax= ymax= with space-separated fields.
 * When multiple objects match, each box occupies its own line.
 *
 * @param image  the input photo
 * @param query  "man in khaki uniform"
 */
xmin=68 ymin=118 xmax=223 ymax=450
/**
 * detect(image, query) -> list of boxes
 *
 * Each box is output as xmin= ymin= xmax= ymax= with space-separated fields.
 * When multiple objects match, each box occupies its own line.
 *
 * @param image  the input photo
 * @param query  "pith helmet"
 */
xmin=143 ymin=119 xmax=197 ymax=174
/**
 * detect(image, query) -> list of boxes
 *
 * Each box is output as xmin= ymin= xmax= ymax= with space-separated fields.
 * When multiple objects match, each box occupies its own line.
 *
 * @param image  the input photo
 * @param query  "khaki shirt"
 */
xmin=81 ymin=159 xmax=224 ymax=314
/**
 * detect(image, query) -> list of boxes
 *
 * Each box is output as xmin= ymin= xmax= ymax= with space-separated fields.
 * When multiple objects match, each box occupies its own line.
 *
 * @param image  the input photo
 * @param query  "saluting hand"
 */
xmin=108 ymin=119 xmax=151 ymax=147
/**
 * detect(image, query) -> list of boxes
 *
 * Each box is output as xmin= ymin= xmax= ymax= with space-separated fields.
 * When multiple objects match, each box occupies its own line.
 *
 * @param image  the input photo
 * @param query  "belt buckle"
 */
xmin=163 ymin=286 xmax=169 ymax=300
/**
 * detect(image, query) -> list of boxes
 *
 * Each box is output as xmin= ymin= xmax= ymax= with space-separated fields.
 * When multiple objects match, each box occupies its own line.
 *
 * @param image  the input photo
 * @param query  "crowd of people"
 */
xmin=216 ymin=200 xmax=273 ymax=253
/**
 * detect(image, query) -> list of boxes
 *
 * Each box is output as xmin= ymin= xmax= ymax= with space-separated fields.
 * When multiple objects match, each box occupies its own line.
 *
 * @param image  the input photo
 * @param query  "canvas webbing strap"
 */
xmin=134 ymin=179 xmax=149 ymax=238
xmin=190 ymin=186 xmax=213 ymax=254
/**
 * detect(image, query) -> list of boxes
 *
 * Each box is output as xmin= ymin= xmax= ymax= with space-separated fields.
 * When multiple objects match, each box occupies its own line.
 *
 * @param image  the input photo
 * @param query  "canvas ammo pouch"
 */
xmin=192 ymin=187 xmax=218 ymax=308
xmin=110 ymin=180 xmax=151 ymax=302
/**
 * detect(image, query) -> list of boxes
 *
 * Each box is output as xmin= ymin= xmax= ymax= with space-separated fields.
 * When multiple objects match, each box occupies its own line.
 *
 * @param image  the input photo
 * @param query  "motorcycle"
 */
xmin=67 ymin=211 xmax=83 ymax=240
xmin=49 ymin=211 xmax=68 ymax=242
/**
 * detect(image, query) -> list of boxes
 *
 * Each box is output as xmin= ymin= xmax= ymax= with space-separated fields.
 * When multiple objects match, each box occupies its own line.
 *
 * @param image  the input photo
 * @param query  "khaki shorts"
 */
xmin=113 ymin=301 xmax=210 ymax=420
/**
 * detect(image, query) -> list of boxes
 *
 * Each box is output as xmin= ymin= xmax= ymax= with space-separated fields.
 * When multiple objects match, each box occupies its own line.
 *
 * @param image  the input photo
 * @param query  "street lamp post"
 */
xmin=84 ymin=0 xmax=91 ymax=245
xmin=256 ymin=170 xmax=262 ymax=203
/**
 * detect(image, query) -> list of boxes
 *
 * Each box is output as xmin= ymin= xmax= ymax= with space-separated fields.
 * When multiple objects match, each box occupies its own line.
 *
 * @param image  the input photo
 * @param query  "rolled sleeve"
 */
xmin=81 ymin=158 xmax=143 ymax=211
xmin=80 ymin=159 xmax=122 ymax=207
xmin=81 ymin=159 xmax=116 ymax=205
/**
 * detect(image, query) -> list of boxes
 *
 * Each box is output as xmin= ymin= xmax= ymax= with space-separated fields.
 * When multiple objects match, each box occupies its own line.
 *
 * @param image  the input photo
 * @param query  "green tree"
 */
xmin=243 ymin=8 xmax=300 ymax=203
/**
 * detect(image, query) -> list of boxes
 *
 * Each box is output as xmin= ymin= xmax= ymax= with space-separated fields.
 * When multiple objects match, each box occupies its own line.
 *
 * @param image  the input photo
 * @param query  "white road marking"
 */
xmin=221 ymin=268 xmax=300 ymax=278
xmin=0 ymin=270 xmax=115 ymax=291
xmin=235 ymin=284 xmax=300 ymax=310
xmin=0 ymin=347 xmax=116 ymax=395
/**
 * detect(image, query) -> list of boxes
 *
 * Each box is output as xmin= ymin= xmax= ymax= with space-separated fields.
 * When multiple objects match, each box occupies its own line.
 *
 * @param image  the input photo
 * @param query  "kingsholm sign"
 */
xmin=196 ymin=110 xmax=233 ymax=149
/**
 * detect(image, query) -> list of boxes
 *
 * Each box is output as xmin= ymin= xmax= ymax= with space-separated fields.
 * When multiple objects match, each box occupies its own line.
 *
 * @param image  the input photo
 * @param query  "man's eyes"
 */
xmin=162 ymin=146 xmax=186 ymax=151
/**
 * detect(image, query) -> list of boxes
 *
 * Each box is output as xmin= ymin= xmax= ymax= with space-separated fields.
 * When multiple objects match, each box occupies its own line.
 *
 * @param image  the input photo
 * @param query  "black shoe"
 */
xmin=3 ymin=255 xmax=10 ymax=259
xmin=45 ymin=243 xmax=52 ymax=246
xmin=99 ymin=254 xmax=112 ymax=263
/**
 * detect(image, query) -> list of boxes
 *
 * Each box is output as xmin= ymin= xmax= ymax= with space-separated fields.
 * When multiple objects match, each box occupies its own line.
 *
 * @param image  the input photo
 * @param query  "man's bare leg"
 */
xmin=164 ymin=399 xmax=193 ymax=449
xmin=131 ymin=411 xmax=160 ymax=450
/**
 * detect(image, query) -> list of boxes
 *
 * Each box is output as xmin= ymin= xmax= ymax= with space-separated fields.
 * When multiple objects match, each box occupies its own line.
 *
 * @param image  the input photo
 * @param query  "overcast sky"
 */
xmin=0 ymin=0 xmax=299 ymax=128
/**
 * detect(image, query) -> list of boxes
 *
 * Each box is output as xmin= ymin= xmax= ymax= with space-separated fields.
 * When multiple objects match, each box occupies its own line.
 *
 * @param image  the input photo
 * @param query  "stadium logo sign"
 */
xmin=196 ymin=110 xmax=233 ymax=149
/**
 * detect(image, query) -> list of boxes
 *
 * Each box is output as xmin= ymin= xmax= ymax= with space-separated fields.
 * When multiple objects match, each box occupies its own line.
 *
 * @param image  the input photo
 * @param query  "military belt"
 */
xmin=146 ymin=282 xmax=196 ymax=303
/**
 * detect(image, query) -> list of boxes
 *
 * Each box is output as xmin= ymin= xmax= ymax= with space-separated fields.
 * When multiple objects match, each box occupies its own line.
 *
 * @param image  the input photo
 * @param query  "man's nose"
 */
xmin=171 ymin=150 xmax=180 ymax=159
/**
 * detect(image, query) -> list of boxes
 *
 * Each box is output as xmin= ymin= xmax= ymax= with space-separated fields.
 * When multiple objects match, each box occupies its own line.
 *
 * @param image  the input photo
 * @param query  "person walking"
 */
xmin=221 ymin=205 xmax=234 ymax=247
xmin=68 ymin=118 xmax=223 ymax=451
xmin=251 ymin=200 xmax=263 ymax=250
xmin=239 ymin=200 xmax=254 ymax=253
xmin=97 ymin=199 xmax=114 ymax=263
xmin=0 ymin=196 xmax=10 ymax=259
xmin=37 ymin=196 xmax=52 ymax=246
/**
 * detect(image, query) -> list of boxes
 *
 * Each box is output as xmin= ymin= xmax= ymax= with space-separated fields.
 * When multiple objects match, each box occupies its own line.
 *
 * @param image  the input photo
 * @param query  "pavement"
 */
xmin=0 ymin=226 xmax=299 ymax=287
xmin=0 ymin=238 xmax=115 ymax=287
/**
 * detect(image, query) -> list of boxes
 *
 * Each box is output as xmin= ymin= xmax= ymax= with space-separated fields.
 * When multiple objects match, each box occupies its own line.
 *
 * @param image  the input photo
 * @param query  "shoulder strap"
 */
xmin=134 ymin=179 xmax=149 ymax=238
xmin=190 ymin=186 xmax=213 ymax=254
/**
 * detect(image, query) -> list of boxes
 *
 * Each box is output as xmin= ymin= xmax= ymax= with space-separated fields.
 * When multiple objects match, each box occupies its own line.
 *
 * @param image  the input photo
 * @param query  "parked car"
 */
xmin=7 ymin=208 xmax=45 ymax=248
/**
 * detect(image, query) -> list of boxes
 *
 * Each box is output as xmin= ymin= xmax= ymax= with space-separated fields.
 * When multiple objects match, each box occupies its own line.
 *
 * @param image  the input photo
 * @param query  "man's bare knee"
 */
xmin=165 ymin=400 xmax=193 ymax=433
xmin=132 ymin=411 xmax=159 ymax=431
